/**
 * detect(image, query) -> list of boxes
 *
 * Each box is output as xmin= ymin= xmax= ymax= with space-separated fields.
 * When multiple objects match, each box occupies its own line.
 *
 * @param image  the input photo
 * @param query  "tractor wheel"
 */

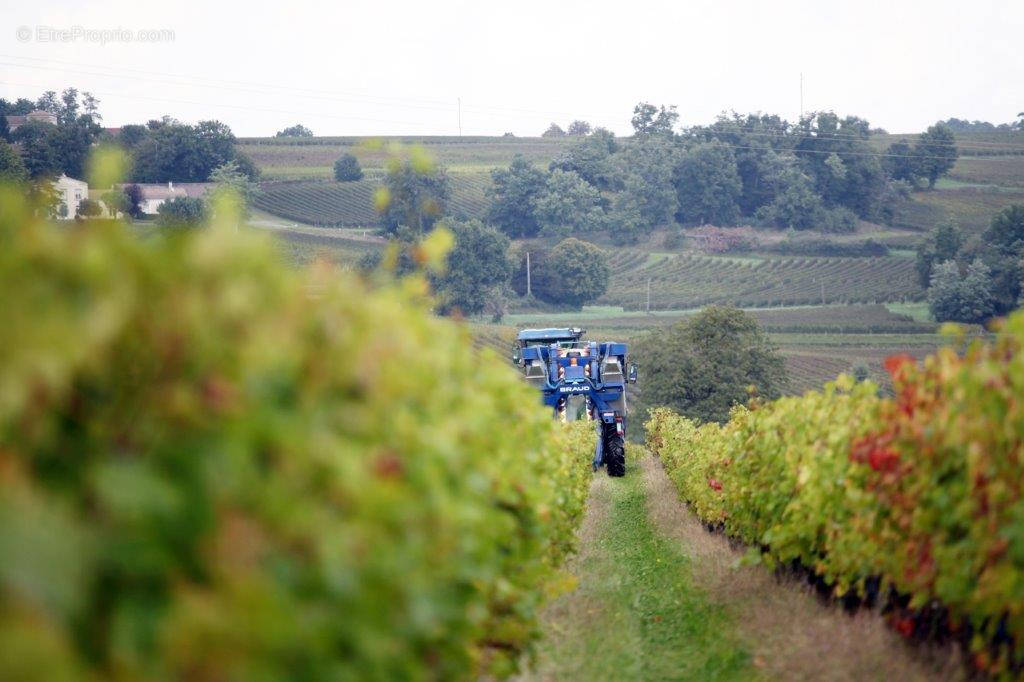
xmin=605 ymin=431 xmax=626 ymax=478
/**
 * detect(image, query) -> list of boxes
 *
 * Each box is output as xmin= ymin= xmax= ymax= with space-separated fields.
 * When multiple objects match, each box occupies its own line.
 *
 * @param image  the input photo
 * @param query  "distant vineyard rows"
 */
xmin=254 ymin=176 xmax=491 ymax=227
xmin=602 ymin=251 xmax=923 ymax=309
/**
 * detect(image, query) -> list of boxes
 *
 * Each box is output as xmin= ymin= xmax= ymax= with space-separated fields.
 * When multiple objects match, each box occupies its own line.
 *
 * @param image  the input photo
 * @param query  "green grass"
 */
xmin=530 ymin=470 xmax=754 ymax=681
xmin=886 ymin=301 xmax=932 ymax=322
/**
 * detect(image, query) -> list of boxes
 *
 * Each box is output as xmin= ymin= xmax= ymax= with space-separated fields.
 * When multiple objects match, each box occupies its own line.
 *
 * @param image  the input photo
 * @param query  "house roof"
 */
xmin=6 ymin=110 xmax=58 ymax=128
xmin=119 ymin=183 xmax=212 ymax=200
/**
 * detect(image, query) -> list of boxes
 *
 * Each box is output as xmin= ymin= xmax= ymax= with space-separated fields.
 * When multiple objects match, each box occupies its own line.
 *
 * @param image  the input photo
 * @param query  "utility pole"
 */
xmin=646 ymin=277 xmax=651 ymax=315
xmin=525 ymin=251 xmax=532 ymax=298
xmin=457 ymin=97 xmax=462 ymax=137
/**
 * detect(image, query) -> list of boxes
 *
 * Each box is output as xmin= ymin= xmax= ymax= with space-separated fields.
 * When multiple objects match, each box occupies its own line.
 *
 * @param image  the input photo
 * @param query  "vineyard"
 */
xmin=601 ymin=251 xmax=923 ymax=309
xmin=253 ymin=174 xmax=491 ymax=226
xmin=0 ymin=191 xmax=596 ymax=681
xmin=646 ymin=317 xmax=1024 ymax=676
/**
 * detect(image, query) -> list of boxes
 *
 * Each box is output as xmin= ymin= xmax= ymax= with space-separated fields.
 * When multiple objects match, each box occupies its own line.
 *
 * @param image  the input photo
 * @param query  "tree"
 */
xmin=379 ymin=160 xmax=450 ymax=236
xmin=156 ymin=196 xmax=206 ymax=227
xmin=209 ymin=161 xmax=259 ymax=217
xmin=118 ymin=124 xmax=150 ymax=149
xmin=980 ymin=204 xmax=1024 ymax=312
xmin=549 ymin=134 xmax=619 ymax=190
xmin=631 ymin=102 xmax=678 ymax=137
xmin=915 ymin=220 xmax=963 ymax=287
xmin=914 ymin=123 xmax=958 ymax=189
xmin=131 ymin=120 xmax=240 ymax=183
xmin=884 ymin=139 xmax=920 ymax=184
xmin=533 ymin=238 xmax=610 ymax=309
xmin=0 ymin=140 xmax=28 ymax=184
xmin=486 ymin=156 xmax=546 ymax=238
xmin=542 ymin=123 xmax=565 ymax=138
xmin=13 ymin=121 xmax=61 ymax=179
xmin=334 ymin=153 xmax=364 ymax=181
xmin=433 ymin=219 xmax=512 ymax=316
xmin=673 ymin=140 xmax=742 ymax=225
xmin=754 ymin=165 xmax=829 ymax=230
xmin=535 ymin=170 xmax=606 ymax=235
xmin=615 ymin=140 xmax=679 ymax=229
xmin=101 ymin=188 xmax=130 ymax=218
xmin=635 ymin=306 xmax=788 ymax=424
xmin=567 ymin=120 xmax=592 ymax=136
xmin=124 ymin=184 xmax=144 ymax=219
xmin=276 ymin=124 xmax=313 ymax=138
xmin=927 ymin=259 xmax=996 ymax=323
xmin=75 ymin=198 xmax=102 ymax=219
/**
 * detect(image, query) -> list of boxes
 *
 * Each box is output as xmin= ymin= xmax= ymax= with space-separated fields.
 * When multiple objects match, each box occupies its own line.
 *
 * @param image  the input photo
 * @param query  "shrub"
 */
xmin=155 ymin=195 xmax=206 ymax=227
xmin=333 ymin=153 xmax=363 ymax=182
xmin=75 ymin=198 xmax=102 ymax=218
xmin=0 ymin=189 xmax=594 ymax=680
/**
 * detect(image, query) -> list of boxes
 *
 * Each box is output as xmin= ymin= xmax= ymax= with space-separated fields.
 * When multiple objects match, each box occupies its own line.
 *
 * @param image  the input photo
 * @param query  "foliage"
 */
xmin=927 ymin=258 xmax=996 ymax=323
xmin=542 ymin=123 xmax=565 ymax=138
xmin=379 ymin=156 xmax=450 ymax=236
xmin=980 ymin=204 xmax=1024 ymax=313
xmin=767 ymin=236 xmax=889 ymax=257
xmin=535 ymin=170 xmax=606 ymax=235
xmin=0 ymin=139 xmax=27 ymax=183
xmin=529 ymin=238 xmax=610 ymax=309
xmin=275 ymin=124 xmax=313 ymax=138
xmin=549 ymin=135 xmax=618 ymax=190
xmin=631 ymin=102 xmax=678 ymax=137
xmin=487 ymin=156 xmax=546 ymax=237
xmin=648 ymin=319 xmax=1024 ymax=675
xmin=635 ymin=306 xmax=787 ymax=423
xmin=914 ymin=123 xmax=958 ymax=189
xmin=208 ymin=160 xmax=260 ymax=217
xmin=12 ymin=121 xmax=61 ymax=179
xmin=615 ymin=140 xmax=679 ymax=229
xmin=915 ymin=220 xmax=963 ymax=287
xmin=74 ymin=198 xmax=101 ymax=219
xmin=0 ymin=187 xmax=595 ymax=680
xmin=673 ymin=140 xmax=742 ymax=225
xmin=433 ymin=219 xmax=512 ymax=316
xmin=333 ymin=153 xmax=364 ymax=182
xmin=566 ymin=120 xmax=592 ymax=136
xmin=131 ymin=120 xmax=249 ymax=183
xmin=155 ymin=195 xmax=207 ymax=227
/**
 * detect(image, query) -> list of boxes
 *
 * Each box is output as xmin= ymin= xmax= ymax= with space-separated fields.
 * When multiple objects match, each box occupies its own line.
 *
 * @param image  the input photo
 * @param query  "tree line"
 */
xmin=489 ymin=105 xmax=959 ymax=243
xmin=0 ymin=89 xmax=258 ymax=186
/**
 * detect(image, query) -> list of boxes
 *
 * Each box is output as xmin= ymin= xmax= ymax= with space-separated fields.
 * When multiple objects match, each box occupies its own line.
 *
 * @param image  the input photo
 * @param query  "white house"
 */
xmin=54 ymin=175 xmax=88 ymax=219
xmin=120 ymin=182 xmax=212 ymax=215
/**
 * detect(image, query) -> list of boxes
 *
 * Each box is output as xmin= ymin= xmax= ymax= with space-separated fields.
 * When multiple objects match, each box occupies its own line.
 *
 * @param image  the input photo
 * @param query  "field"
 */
xmin=253 ymin=174 xmax=491 ymax=226
xmin=238 ymin=135 xmax=571 ymax=180
xmin=601 ymin=251 xmax=923 ymax=309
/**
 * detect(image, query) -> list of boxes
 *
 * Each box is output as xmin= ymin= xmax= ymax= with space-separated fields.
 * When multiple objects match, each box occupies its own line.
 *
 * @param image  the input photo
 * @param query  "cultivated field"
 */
xmin=601 ymin=251 xmax=922 ymax=309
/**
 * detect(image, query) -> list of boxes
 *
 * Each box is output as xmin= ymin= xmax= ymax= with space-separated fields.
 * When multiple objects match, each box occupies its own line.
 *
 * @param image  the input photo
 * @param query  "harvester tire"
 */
xmin=605 ymin=432 xmax=626 ymax=478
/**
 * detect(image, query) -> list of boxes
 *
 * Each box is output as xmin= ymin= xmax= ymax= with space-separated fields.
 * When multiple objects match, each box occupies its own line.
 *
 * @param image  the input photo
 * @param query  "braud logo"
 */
xmin=559 ymin=385 xmax=589 ymax=394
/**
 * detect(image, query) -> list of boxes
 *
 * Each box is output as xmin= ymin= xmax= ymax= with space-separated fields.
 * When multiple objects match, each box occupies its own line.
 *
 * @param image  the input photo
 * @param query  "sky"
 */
xmin=1 ymin=0 xmax=1021 ymax=137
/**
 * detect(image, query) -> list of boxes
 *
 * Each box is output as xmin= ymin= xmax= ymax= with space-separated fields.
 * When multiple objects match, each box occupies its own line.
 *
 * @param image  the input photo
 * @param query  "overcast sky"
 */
xmin=1 ymin=0 xmax=1021 ymax=137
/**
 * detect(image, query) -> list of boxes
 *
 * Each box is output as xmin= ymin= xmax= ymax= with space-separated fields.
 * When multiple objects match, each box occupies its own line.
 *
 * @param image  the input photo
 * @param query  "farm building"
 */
xmin=54 ymin=175 xmax=88 ymax=219
xmin=122 ymin=182 xmax=213 ymax=215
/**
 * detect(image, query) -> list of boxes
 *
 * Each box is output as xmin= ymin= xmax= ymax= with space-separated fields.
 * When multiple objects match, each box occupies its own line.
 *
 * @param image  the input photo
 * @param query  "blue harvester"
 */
xmin=513 ymin=328 xmax=637 ymax=477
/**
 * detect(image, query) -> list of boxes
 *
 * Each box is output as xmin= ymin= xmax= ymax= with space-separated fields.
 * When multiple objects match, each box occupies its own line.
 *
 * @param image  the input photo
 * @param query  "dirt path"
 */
xmin=639 ymin=454 xmax=962 ymax=682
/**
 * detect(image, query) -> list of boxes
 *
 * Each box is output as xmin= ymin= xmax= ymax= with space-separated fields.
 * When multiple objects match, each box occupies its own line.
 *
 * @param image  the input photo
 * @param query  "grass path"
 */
xmin=522 ymin=465 xmax=754 ymax=681
xmin=523 ymin=455 xmax=962 ymax=681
